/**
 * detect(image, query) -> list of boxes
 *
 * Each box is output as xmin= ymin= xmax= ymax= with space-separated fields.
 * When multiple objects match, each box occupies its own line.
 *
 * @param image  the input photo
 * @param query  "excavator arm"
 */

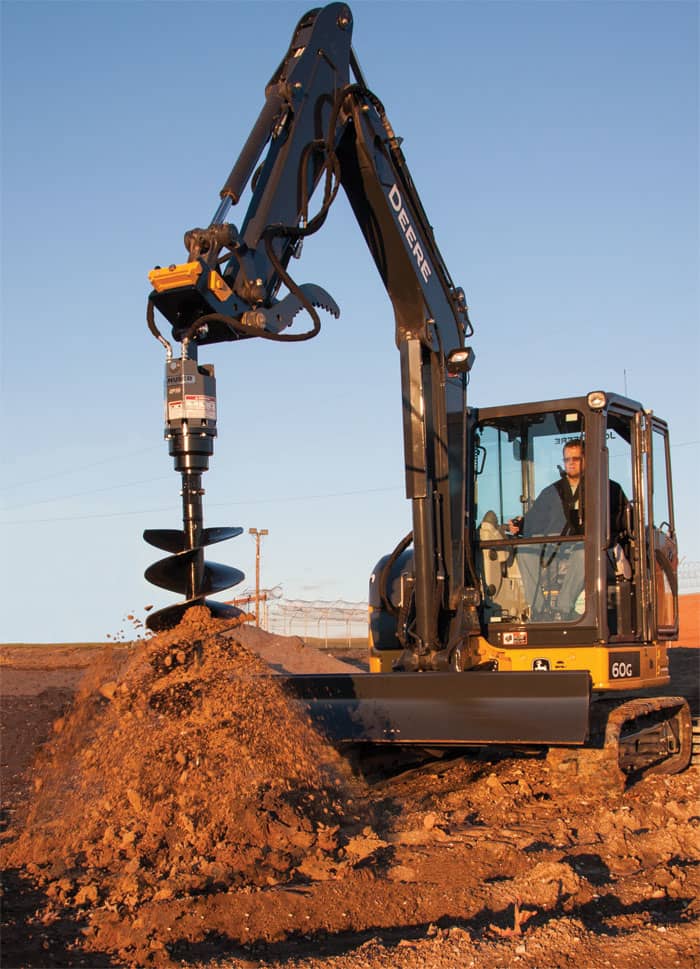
xmin=147 ymin=2 xmax=477 ymax=668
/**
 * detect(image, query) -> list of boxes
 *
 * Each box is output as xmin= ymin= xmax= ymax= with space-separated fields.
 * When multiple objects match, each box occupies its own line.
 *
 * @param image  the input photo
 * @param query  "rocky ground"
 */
xmin=1 ymin=599 xmax=698 ymax=969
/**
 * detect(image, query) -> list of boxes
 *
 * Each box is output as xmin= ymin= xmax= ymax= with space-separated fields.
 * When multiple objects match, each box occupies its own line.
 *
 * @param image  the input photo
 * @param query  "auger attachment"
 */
xmin=144 ymin=350 xmax=244 ymax=632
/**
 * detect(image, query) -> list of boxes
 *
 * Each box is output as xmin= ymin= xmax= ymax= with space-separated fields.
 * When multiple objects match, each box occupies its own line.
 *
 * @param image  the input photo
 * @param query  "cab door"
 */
xmin=645 ymin=416 xmax=679 ymax=639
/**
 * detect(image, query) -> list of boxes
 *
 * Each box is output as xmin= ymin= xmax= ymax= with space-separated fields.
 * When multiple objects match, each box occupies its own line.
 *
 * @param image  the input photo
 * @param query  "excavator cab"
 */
xmin=370 ymin=389 xmax=679 ymax=693
xmin=472 ymin=391 xmax=679 ymax=690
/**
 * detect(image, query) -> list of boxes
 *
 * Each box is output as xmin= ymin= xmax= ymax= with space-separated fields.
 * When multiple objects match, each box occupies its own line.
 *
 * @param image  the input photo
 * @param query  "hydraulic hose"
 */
xmin=378 ymin=530 xmax=413 ymax=619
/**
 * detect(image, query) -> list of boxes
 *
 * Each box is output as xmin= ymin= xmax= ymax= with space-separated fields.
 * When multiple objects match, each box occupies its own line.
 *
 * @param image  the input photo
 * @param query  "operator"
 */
xmin=507 ymin=440 xmax=629 ymax=620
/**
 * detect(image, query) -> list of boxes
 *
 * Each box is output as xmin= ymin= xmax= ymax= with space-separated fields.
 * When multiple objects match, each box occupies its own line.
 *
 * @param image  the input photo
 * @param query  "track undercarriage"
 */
xmin=596 ymin=694 xmax=693 ymax=777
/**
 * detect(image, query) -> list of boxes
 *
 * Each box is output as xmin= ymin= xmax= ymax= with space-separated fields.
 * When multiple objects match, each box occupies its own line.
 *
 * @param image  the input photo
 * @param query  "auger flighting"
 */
xmin=143 ymin=328 xmax=244 ymax=633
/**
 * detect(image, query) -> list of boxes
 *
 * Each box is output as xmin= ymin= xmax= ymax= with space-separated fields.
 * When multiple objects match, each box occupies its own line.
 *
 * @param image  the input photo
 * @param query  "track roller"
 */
xmin=144 ymin=350 xmax=244 ymax=632
xmin=691 ymin=716 xmax=700 ymax=766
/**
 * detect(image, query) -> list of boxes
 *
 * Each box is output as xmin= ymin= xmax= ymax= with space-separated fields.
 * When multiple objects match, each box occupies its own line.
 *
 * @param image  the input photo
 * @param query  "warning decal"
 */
xmin=167 ymin=395 xmax=216 ymax=421
xmin=503 ymin=631 xmax=528 ymax=646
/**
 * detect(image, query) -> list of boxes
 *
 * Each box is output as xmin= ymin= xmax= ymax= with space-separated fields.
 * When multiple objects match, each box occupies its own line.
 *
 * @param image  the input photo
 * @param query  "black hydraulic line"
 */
xmin=252 ymin=109 xmax=344 ymax=339
xmin=463 ymin=529 xmax=481 ymax=591
xmin=176 ymin=129 xmax=344 ymax=347
xmin=185 ymin=176 xmax=342 ymax=344
xmin=146 ymin=297 xmax=171 ymax=352
xmin=182 ymin=308 xmax=320 ymax=344
xmin=378 ymin=530 xmax=413 ymax=619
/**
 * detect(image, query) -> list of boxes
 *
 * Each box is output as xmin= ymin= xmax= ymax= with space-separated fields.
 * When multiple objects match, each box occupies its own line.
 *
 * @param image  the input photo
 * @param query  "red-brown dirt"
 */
xmin=1 ymin=603 xmax=698 ymax=969
xmin=678 ymin=593 xmax=699 ymax=646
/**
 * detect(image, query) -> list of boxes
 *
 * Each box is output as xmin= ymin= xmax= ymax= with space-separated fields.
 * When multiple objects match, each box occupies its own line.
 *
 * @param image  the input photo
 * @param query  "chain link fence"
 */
xmin=679 ymin=560 xmax=700 ymax=593
xmin=267 ymin=598 xmax=368 ymax=645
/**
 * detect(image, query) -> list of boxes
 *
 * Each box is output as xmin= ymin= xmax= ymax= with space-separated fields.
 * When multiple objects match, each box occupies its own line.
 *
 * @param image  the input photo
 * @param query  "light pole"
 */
xmin=248 ymin=528 xmax=268 ymax=626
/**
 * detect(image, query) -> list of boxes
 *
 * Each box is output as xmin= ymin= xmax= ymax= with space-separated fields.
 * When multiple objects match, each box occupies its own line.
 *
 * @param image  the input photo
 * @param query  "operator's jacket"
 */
xmin=522 ymin=477 xmax=628 ymax=543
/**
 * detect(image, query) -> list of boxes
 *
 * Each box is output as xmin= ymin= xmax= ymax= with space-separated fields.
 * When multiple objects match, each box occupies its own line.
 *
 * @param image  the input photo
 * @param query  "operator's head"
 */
xmin=563 ymin=440 xmax=584 ymax=481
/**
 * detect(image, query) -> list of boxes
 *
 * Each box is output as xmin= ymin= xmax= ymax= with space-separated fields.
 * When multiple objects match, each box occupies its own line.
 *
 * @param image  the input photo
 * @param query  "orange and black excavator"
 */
xmin=144 ymin=4 xmax=692 ymax=775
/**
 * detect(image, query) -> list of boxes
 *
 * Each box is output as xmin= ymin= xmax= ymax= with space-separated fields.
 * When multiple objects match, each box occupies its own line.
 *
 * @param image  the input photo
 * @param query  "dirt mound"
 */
xmin=4 ymin=608 xmax=368 ymax=966
xmin=2 ymin=634 xmax=699 ymax=969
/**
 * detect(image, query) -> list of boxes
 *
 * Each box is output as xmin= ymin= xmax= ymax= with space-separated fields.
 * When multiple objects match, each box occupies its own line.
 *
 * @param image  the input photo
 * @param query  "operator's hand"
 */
xmin=506 ymin=516 xmax=524 ymax=536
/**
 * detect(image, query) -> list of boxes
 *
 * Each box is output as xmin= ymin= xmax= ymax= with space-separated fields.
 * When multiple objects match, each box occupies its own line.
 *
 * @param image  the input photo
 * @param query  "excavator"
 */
xmin=144 ymin=3 xmax=692 ymax=776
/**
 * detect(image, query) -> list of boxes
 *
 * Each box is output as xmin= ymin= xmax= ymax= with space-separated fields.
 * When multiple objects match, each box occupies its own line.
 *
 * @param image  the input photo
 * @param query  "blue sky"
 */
xmin=1 ymin=0 xmax=698 ymax=642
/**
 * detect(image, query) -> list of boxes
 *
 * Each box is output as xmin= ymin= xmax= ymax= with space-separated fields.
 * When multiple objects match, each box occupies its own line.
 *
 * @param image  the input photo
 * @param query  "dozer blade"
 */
xmin=283 ymin=670 xmax=591 ymax=746
xmin=145 ymin=550 xmax=244 ymax=595
xmin=144 ymin=526 xmax=244 ymax=553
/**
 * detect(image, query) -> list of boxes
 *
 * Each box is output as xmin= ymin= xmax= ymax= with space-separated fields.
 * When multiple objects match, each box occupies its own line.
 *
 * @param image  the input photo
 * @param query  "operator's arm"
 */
xmin=509 ymin=485 xmax=566 ymax=539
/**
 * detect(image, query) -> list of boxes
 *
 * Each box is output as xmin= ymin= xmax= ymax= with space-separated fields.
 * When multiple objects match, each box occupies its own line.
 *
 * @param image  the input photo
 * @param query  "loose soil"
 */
xmin=1 ymin=599 xmax=698 ymax=969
